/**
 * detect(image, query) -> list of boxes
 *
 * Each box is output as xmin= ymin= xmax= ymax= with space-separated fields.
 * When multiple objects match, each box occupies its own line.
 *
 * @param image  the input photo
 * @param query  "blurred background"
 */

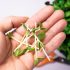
xmin=0 ymin=0 xmax=70 ymax=70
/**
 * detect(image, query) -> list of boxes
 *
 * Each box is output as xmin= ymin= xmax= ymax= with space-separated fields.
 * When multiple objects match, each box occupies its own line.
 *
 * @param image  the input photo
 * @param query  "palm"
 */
xmin=0 ymin=35 xmax=33 ymax=70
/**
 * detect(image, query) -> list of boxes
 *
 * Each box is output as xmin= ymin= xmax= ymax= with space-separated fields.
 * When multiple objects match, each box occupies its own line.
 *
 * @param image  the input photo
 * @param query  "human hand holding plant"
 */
xmin=0 ymin=6 xmax=67 ymax=70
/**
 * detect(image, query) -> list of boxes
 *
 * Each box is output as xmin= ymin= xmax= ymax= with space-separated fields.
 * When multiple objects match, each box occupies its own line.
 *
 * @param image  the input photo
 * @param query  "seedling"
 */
xmin=7 ymin=22 xmax=50 ymax=66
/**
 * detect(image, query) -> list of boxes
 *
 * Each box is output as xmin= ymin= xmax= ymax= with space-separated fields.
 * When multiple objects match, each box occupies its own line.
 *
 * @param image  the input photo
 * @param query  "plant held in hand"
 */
xmin=7 ymin=22 xmax=50 ymax=66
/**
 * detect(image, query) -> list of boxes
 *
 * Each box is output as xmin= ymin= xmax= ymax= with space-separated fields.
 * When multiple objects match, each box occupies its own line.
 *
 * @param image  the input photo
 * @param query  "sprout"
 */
xmin=7 ymin=22 xmax=50 ymax=66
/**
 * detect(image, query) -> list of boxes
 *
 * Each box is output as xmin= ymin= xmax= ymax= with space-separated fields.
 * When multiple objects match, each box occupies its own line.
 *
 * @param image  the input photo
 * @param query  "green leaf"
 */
xmin=34 ymin=57 xmax=44 ymax=66
xmin=38 ymin=57 xmax=44 ymax=61
xmin=64 ymin=1 xmax=70 ymax=8
xmin=53 ymin=4 xmax=61 ymax=10
xmin=67 ymin=41 xmax=70 ymax=47
xmin=31 ymin=26 xmax=40 ymax=33
xmin=65 ymin=18 xmax=70 ymax=22
xmin=7 ymin=32 xmax=13 ymax=39
xmin=23 ymin=24 xmax=27 ymax=30
xmin=13 ymin=48 xmax=28 ymax=57
xmin=25 ymin=30 xmax=30 ymax=37
xmin=41 ymin=28 xmax=47 ymax=32
xmin=64 ymin=24 xmax=70 ymax=34
xmin=38 ymin=32 xmax=45 ymax=40
xmin=34 ymin=58 xmax=39 ymax=66
xmin=27 ymin=47 xmax=35 ymax=51
xmin=37 ymin=42 xmax=41 ymax=50
xmin=67 ymin=48 xmax=70 ymax=60
xmin=67 ymin=54 xmax=70 ymax=61
xmin=65 ymin=11 xmax=70 ymax=18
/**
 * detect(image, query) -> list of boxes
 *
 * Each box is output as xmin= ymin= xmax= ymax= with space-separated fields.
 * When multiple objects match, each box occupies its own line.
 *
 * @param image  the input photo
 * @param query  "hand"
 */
xmin=0 ymin=6 xmax=67 ymax=70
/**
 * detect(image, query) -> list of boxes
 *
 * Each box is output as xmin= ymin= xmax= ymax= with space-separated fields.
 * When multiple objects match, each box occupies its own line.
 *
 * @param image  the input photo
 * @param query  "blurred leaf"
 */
xmin=37 ymin=42 xmax=41 ymax=50
xmin=38 ymin=32 xmax=45 ymax=40
xmin=25 ymin=30 xmax=30 ymax=37
xmin=7 ymin=32 xmax=13 ymax=39
xmin=34 ymin=58 xmax=39 ymax=66
xmin=34 ymin=58 xmax=44 ymax=66
xmin=23 ymin=24 xmax=27 ymax=30
xmin=27 ymin=47 xmax=35 ymax=51
xmin=65 ymin=11 xmax=70 ymax=18
xmin=13 ymin=48 xmax=27 ymax=57
xmin=31 ymin=26 xmax=40 ymax=33
xmin=64 ymin=24 xmax=70 ymax=34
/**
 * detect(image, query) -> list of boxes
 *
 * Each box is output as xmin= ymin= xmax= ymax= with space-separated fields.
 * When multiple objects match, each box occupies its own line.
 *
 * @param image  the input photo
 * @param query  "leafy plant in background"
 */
xmin=51 ymin=0 xmax=70 ymax=61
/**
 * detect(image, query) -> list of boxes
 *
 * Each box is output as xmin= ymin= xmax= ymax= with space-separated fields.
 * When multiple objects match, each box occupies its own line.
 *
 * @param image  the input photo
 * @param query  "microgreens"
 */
xmin=7 ymin=22 xmax=50 ymax=66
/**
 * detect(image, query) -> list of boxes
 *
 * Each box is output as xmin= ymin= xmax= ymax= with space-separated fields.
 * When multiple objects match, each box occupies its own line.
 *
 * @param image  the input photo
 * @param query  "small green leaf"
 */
xmin=37 ymin=42 xmax=41 ymax=50
xmin=40 ymin=27 xmax=47 ymax=31
xmin=65 ymin=18 xmax=70 ymax=22
xmin=23 ymin=24 xmax=27 ymax=30
xmin=31 ymin=28 xmax=36 ymax=32
xmin=34 ymin=58 xmax=39 ymax=66
xmin=67 ymin=55 xmax=70 ymax=61
xmin=34 ymin=57 xmax=44 ymax=66
xmin=38 ymin=57 xmax=44 ymax=61
xmin=53 ymin=4 xmax=61 ymax=10
xmin=13 ymin=48 xmax=28 ymax=57
xmin=25 ymin=30 xmax=30 ymax=37
xmin=65 ymin=11 xmax=70 ymax=18
xmin=7 ymin=32 xmax=13 ymax=39
xmin=38 ymin=32 xmax=45 ymax=40
xmin=64 ymin=24 xmax=70 ymax=34
xmin=31 ymin=27 xmax=40 ymax=33
xmin=27 ymin=47 xmax=35 ymax=51
xmin=13 ymin=49 xmax=21 ymax=57
xmin=64 ymin=1 xmax=70 ymax=8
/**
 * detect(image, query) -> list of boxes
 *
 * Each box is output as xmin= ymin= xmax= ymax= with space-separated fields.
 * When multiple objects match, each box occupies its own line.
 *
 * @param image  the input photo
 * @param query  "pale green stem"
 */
xmin=34 ymin=34 xmax=50 ymax=61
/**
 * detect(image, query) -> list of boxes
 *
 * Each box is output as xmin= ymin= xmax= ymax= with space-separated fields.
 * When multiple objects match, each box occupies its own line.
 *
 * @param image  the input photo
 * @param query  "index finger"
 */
xmin=0 ymin=16 xmax=28 ymax=33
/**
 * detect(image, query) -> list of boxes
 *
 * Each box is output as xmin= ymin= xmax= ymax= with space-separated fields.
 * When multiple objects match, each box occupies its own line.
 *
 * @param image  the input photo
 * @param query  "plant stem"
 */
xmin=34 ymin=34 xmax=50 ymax=61
xmin=12 ymin=23 xmax=50 ymax=62
xmin=12 ymin=36 xmax=32 ymax=52
xmin=34 ymin=22 xmax=38 ymax=59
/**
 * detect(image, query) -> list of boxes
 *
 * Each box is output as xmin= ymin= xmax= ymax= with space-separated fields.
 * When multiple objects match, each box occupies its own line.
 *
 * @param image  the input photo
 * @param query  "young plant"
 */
xmin=7 ymin=22 xmax=50 ymax=66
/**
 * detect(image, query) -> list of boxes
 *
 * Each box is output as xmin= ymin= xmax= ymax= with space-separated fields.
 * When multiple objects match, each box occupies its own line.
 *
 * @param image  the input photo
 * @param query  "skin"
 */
xmin=0 ymin=6 xmax=67 ymax=70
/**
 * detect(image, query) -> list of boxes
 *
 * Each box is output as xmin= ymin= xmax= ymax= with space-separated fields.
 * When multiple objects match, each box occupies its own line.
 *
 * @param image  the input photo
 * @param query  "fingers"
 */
xmin=16 ymin=10 xmax=64 ymax=37
xmin=44 ymin=19 xmax=67 ymax=44
xmin=43 ymin=10 xmax=64 ymax=29
xmin=0 ymin=32 xmax=10 ymax=64
xmin=11 ymin=8 xmax=66 ymax=53
xmin=26 ymin=6 xmax=54 ymax=28
xmin=35 ymin=32 xmax=66 ymax=66
xmin=12 ymin=6 xmax=54 ymax=49
xmin=0 ymin=16 xmax=28 ymax=33
xmin=45 ymin=32 xmax=66 ymax=53
xmin=36 ymin=32 xmax=66 ymax=60
xmin=16 ymin=6 xmax=54 ymax=36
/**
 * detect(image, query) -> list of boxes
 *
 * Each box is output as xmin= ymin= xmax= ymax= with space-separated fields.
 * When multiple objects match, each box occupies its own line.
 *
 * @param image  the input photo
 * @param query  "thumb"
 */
xmin=0 ymin=32 xmax=10 ymax=64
